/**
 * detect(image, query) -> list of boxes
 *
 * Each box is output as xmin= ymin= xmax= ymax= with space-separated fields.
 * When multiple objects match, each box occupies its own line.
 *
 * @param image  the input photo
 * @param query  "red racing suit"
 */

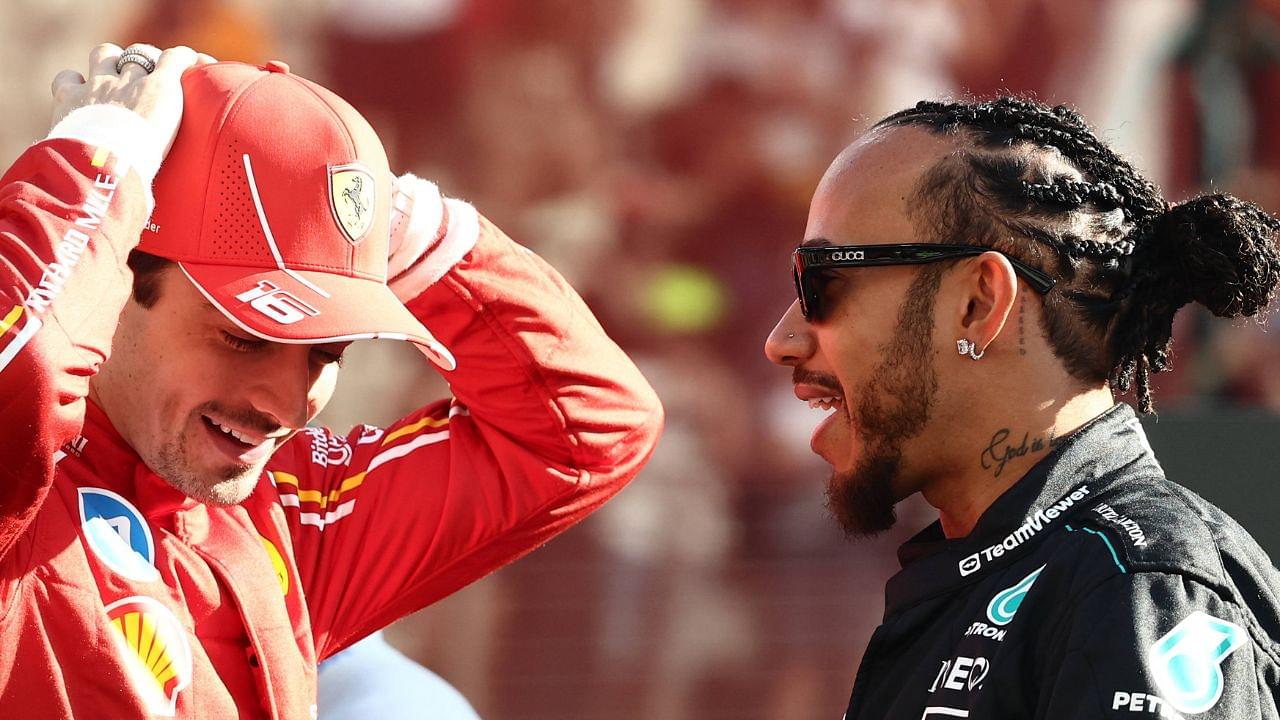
xmin=0 ymin=128 xmax=662 ymax=717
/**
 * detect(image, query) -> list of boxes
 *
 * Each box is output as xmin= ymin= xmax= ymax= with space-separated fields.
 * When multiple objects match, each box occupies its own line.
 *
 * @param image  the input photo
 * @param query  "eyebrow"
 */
xmin=198 ymin=298 xmax=221 ymax=316
xmin=799 ymin=237 xmax=834 ymax=248
xmin=198 ymin=301 xmax=248 ymax=333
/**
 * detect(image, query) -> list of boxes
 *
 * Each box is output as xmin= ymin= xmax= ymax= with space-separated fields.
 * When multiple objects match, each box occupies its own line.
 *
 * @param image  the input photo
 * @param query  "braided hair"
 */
xmin=876 ymin=97 xmax=1280 ymax=412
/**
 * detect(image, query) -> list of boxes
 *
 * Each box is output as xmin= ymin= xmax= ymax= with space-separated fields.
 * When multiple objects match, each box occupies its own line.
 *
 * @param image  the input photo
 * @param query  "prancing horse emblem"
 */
xmin=328 ymin=164 xmax=375 ymax=245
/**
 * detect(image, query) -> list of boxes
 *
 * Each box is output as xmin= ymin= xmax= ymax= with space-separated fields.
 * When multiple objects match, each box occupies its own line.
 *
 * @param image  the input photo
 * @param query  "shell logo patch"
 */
xmin=105 ymin=596 xmax=192 ymax=717
xmin=79 ymin=487 xmax=160 ymax=583
xmin=260 ymin=535 xmax=290 ymax=596
xmin=328 ymin=163 xmax=375 ymax=245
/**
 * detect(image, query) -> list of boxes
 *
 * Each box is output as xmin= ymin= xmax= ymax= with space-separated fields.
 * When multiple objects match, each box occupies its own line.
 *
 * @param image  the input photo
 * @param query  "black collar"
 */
xmin=884 ymin=403 xmax=1163 ymax=615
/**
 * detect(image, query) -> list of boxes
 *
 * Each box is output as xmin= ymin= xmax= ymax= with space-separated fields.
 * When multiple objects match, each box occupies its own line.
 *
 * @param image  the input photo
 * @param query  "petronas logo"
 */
xmin=105 ymin=596 xmax=192 ymax=716
xmin=1149 ymin=611 xmax=1246 ymax=714
xmin=986 ymin=565 xmax=1046 ymax=626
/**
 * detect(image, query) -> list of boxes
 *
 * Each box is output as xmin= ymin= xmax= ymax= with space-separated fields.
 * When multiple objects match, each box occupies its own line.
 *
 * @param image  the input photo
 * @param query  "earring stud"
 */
xmin=956 ymin=338 xmax=984 ymax=360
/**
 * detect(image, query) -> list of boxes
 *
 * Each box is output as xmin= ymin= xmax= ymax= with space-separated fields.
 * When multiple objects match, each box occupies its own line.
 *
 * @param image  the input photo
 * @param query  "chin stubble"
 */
xmin=144 ymin=416 xmax=264 ymax=506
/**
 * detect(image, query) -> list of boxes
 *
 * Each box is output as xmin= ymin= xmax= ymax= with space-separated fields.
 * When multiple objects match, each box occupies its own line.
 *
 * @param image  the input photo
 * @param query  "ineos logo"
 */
xmin=928 ymin=655 xmax=990 ymax=694
xmin=234 ymin=280 xmax=320 ymax=325
xmin=828 ymin=250 xmax=865 ymax=261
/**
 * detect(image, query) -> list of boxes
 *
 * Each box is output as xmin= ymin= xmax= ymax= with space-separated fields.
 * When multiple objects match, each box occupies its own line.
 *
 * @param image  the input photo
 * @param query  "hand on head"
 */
xmin=49 ymin=43 xmax=217 ymax=159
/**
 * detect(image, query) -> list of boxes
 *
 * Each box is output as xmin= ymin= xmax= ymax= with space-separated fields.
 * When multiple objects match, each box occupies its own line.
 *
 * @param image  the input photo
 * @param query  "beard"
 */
xmin=826 ymin=267 xmax=943 ymax=538
xmin=149 ymin=439 xmax=264 ymax=506
xmin=826 ymin=449 xmax=902 ymax=538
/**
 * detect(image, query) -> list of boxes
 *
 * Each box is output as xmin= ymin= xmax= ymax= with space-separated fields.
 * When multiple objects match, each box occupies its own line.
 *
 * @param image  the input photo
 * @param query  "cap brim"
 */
xmin=178 ymin=263 xmax=456 ymax=371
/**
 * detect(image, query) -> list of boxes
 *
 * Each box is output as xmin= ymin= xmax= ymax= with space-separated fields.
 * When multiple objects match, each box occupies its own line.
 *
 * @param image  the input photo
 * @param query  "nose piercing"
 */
xmin=956 ymin=338 xmax=984 ymax=360
xmin=787 ymin=332 xmax=795 ymax=339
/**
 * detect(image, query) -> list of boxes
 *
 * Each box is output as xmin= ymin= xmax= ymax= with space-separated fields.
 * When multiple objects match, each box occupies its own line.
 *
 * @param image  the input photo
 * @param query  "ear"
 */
xmin=954 ymin=251 xmax=1019 ymax=355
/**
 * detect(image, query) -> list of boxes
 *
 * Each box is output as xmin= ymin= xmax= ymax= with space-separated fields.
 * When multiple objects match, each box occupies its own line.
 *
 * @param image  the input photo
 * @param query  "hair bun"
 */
xmin=1143 ymin=194 xmax=1280 ymax=318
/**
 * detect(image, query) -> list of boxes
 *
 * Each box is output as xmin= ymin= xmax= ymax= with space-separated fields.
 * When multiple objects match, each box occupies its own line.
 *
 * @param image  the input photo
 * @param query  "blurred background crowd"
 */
xmin=4 ymin=0 xmax=1280 ymax=717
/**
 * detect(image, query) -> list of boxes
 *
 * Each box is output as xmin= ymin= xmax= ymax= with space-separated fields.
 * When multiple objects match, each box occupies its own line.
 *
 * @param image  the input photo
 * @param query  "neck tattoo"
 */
xmin=1018 ymin=291 xmax=1027 ymax=356
xmin=979 ymin=427 xmax=1065 ymax=478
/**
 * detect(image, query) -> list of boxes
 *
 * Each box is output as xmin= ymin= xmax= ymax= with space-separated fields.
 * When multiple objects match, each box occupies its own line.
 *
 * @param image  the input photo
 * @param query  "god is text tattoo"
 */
xmin=980 ymin=427 xmax=1065 ymax=477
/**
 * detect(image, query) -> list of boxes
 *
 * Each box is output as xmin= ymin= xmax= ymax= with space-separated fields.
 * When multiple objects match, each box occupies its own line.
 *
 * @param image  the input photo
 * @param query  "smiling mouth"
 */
xmin=202 ymin=415 xmax=256 ymax=446
xmin=198 ymin=412 xmax=281 ymax=450
xmin=197 ymin=413 xmax=282 ymax=469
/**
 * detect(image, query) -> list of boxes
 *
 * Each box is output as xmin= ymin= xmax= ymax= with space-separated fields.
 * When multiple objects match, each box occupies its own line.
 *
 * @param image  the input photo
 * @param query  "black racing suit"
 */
xmin=845 ymin=404 xmax=1280 ymax=719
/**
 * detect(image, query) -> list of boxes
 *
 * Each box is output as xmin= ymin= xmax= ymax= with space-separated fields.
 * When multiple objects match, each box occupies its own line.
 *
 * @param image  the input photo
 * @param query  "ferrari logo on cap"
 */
xmin=329 ymin=163 xmax=375 ymax=245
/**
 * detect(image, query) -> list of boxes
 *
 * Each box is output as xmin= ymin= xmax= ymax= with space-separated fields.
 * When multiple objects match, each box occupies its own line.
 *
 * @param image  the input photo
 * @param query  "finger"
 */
xmin=50 ymin=69 xmax=85 ymax=99
xmin=121 ymin=42 xmax=162 ymax=61
xmin=116 ymin=42 xmax=162 ymax=80
xmin=152 ymin=46 xmax=199 ymax=78
xmin=195 ymin=53 xmax=218 ymax=67
xmin=116 ymin=61 xmax=151 ymax=81
xmin=89 ymin=43 xmax=123 ymax=77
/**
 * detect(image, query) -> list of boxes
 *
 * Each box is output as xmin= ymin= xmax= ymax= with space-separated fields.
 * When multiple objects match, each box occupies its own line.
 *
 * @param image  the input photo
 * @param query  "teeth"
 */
xmin=806 ymin=396 xmax=843 ymax=411
xmin=215 ymin=421 xmax=255 ymax=445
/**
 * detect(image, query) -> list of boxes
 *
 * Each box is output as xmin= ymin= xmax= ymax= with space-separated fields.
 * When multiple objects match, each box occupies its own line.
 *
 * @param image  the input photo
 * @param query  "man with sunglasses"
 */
xmin=767 ymin=97 xmax=1280 ymax=718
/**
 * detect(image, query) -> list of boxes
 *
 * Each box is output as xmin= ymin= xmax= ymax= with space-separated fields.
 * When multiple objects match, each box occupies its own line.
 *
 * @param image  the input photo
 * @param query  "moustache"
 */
xmin=198 ymin=402 xmax=283 ymax=437
xmin=792 ymin=367 xmax=842 ymax=393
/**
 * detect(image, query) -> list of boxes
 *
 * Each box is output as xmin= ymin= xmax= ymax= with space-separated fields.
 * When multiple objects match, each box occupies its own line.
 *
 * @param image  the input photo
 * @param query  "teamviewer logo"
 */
xmin=959 ymin=553 xmax=981 ymax=576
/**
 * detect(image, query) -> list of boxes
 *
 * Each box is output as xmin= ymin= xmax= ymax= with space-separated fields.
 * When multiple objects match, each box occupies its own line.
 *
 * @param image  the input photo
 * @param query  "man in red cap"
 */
xmin=0 ymin=43 xmax=662 ymax=717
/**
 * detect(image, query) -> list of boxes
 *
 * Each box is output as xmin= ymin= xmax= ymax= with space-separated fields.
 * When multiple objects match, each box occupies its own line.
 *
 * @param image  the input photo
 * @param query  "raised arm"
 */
xmin=0 ymin=44 xmax=201 ymax=560
xmin=271 ymin=176 xmax=663 ymax=656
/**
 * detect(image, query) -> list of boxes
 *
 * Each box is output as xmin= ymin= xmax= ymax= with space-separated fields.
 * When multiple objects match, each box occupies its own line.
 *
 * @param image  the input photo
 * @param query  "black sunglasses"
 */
xmin=792 ymin=243 xmax=1057 ymax=321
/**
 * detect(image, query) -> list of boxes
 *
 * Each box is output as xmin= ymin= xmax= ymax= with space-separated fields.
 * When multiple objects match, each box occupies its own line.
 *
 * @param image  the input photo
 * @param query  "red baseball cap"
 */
xmin=139 ymin=61 xmax=455 ymax=370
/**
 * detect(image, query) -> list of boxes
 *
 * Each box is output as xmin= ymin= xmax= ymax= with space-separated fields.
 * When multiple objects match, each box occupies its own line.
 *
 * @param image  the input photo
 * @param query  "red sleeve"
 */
xmin=268 ymin=217 xmax=663 ymax=658
xmin=0 ymin=140 xmax=149 ymax=561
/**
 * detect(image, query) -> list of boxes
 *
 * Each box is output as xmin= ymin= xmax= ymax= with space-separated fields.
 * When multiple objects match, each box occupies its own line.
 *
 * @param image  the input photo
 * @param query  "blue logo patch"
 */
xmin=1148 ymin=611 xmax=1246 ymax=714
xmin=79 ymin=487 xmax=159 ymax=583
xmin=986 ymin=564 xmax=1046 ymax=626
